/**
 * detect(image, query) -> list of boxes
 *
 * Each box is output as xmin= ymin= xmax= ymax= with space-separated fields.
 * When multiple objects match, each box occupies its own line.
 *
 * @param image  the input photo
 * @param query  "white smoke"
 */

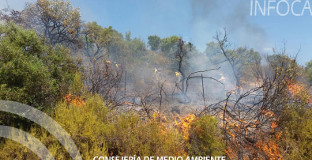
xmin=191 ymin=0 xmax=269 ymax=52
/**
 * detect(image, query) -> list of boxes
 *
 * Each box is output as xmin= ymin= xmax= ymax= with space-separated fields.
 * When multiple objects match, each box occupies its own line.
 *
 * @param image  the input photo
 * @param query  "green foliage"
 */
xmin=84 ymin=22 xmax=110 ymax=46
xmin=125 ymin=31 xmax=131 ymax=41
xmin=0 ymin=23 xmax=78 ymax=108
xmin=104 ymin=27 xmax=126 ymax=61
xmin=160 ymin=36 xmax=180 ymax=54
xmin=128 ymin=38 xmax=146 ymax=57
xmin=70 ymin=72 xmax=85 ymax=96
xmin=305 ymin=60 xmax=312 ymax=85
xmin=108 ymin=113 xmax=184 ymax=156
xmin=0 ymin=95 xmax=110 ymax=160
xmin=44 ymin=45 xmax=80 ymax=97
xmin=220 ymin=47 xmax=261 ymax=76
xmin=82 ymin=22 xmax=118 ymax=61
xmin=56 ymin=95 xmax=184 ymax=156
xmin=188 ymin=115 xmax=225 ymax=156
xmin=24 ymin=0 xmax=81 ymax=45
xmin=268 ymin=54 xmax=297 ymax=71
xmin=268 ymin=54 xmax=299 ymax=85
xmin=54 ymin=95 xmax=109 ymax=159
xmin=0 ymin=136 xmax=42 ymax=160
xmin=2 ymin=1 xmax=312 ymax=159
xmin=0 ymin=22 xmax=51 ymax=107
xmin=206 ymin=43 xmax=261 ymax=86
xmin=148 ymin=35 xmax=161 ymax=51
xmin=0 ymin=95 xmax=186 ymax=158
xmin=279 ymin=108 xmax=312 ymax=159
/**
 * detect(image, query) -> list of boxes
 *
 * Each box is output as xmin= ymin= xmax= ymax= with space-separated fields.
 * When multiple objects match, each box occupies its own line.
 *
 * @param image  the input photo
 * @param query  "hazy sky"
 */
xmin=1 ymin=0 xmax=311 ymax=65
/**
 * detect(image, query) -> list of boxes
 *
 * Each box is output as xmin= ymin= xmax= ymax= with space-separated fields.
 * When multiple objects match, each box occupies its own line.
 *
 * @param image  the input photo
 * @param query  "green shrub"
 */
xmin=108 ymin=113 xmax=184 ymax=156
xmin=188 ymin=115 xmax=225 ymax=156
xmin=0 ymin=95 xmax=186 ymax=159
xmin=0 ymin=22 xmax=78 ymax=109
xmin=279 ymin=108 xmax=312 ymax=159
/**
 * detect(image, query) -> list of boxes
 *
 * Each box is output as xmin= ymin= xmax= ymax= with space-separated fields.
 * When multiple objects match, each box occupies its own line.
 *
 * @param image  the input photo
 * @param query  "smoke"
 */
xmin=185 ymin=0 xmax=270 ymax=104
xmin=191 ymin=0 xmax=268 ymax=52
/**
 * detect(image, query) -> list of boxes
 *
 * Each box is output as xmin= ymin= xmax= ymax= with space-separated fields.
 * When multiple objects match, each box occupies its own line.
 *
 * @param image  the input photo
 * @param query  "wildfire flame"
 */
xmin=64 ymin=93 xmax=85 ymax=107
xmin=287 ymin=82 xmax=312 ymax=103
xmin=227 ymin=130 xmax=235 ymax=141
xmin=174 ymin=114 xmax=197 ymax=140
xmin=261 ymin=109 xmax=275 ymax=118
xmin=288 ymin=83 xmax=304 ymax=96
xmin=154 ymin=68 xmax=158 ymax=73
xmin=124 ymin=101 xmax=134 ymax=106
xmin=224 ymin=108 xmax=282 ymax=159
xmin=175 ymin=72 xmax=181 ymax=78
xmin=256 ymin=139 xmax=282 ymax=160
xmin=270 ymin=121 xmax=278 ymax=133
xmin=219 ymin=75 xmax=226 ymax=82
xmin=256 ymin=109 xmax=282 ymax=159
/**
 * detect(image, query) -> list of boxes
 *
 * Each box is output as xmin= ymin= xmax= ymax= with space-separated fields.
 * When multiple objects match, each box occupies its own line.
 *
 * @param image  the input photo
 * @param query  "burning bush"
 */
xmin=107 ymin=112 xmax=184 ymax=156
xmin=0 ymin=95 xmax=186 ymax=159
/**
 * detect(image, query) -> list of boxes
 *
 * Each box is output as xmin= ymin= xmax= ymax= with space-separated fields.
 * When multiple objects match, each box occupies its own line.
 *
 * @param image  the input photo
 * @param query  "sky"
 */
xmin=0 ymin=0 xmax=312 ymax=65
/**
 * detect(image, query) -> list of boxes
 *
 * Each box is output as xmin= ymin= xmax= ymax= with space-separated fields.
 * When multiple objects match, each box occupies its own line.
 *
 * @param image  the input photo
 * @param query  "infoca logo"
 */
xmin=250 ymin=0 xmax=312 ymax=16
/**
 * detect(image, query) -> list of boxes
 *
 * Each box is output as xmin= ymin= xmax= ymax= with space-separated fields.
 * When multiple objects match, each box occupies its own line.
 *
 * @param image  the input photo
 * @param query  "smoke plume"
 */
xmin=191 ymin=0 xmax=268 ymax=51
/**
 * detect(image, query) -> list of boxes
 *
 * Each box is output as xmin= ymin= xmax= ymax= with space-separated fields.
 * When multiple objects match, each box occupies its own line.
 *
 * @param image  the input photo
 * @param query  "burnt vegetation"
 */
xmin=1 ymin=1 xmax=312 ymax=159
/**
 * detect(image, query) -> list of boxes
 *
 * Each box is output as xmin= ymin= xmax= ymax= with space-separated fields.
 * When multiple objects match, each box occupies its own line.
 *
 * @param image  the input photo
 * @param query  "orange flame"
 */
xmin=288 ymin=83 xmax=304 ymax=96
xmin=257 ymin=109 xmax=282 ymax=159
xmin=270 ymin=121 xmax=278 ymax=133
xmin=261 ymin=109 xmax=275 ymax=118
xmin=287 ymin=82 xmax=312 ymax=103
xmin=64 ymin=94 xmax=85 ymax=107
xmin=256 ymin=139 xmax=282 ymax=160
xmin=174 ymin=114 xmax=197 ymax=140
xmin=227 ymin=130 xmax=235 ymax=141
xmin=124 ymin=101 xmax=134 ymax=106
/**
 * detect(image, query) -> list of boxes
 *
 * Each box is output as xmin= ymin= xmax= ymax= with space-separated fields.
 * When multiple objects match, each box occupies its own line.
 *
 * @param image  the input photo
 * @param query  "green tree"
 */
xmin=102 ymin=27 xmax=125 ymax=61
xmin=148 ymin=35 xmax=161 ymax=51
xmin=160 ymin=36 xmax=180 ymax=54
xmin=125 ymin=31 xmax=131 ymax=41
xmin=24 ymin=0 xmax=81 ymax=46
xmin=128 ymin=38 xmax=146 ymax=57
xmin=82 ymin=22 xmax=114 ymax=62
xmin=214 ymin=31 xmax=261 ymax=91
xmin=0 ymin=22 xmax=78 ymax=108
xmin=267 ymin=54 xmax=297 ymax=70
xmin=267 ymin=54 xmax=299 ymax=84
